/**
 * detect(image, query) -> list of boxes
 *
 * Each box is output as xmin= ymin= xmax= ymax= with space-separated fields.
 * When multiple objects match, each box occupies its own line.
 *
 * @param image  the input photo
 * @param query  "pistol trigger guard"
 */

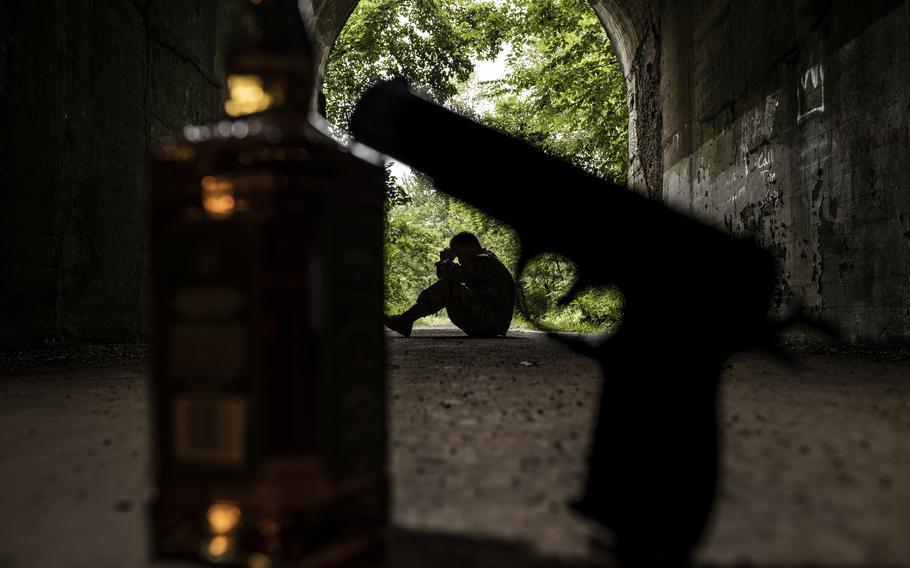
xmin=755 ymin=339 xmax=802 ymax=369
xmin=776 ymin=311 xmax=840 ymax=340
xmin=546 ymin=331 xmax=600 ymax=358
xmin=750 ymin=304 xmax=840 ymax=369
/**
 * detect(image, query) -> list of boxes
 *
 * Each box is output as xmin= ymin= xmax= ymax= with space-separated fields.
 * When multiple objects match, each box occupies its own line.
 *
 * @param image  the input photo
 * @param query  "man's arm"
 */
xmin=435 ymin=259 xmax=466 ymax=281
xmin=435 ymin=247 xmax=466 ymax=282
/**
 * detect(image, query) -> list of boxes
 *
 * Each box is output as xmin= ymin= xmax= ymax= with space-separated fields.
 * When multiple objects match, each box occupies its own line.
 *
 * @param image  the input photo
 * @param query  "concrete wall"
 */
xmin=3 ymin=0 xmax=908 ymax=346
xmin=658 ymin=0 xmax=910 ymax=344
xmin=590 ymin=1 xmax=662 ymax=198
xmin=312 ymin=0 xmax=360 ymax=97
xmin=0 ymin=1 xmax=229 ymax=345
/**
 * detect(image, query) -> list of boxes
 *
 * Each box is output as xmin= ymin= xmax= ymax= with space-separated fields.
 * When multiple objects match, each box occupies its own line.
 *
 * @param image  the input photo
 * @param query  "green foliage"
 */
xmin=519 ymin=254 xmax=622 ymax=331
xmin=383 ymin=162 xmax=409 ymax=212
xmin=483 ymin=0 xmax=628 ymax=181
xmin=324 ymin=0 xmax=506 ymax=131
xmin=325 ymin=0 xmax=627 ymax=331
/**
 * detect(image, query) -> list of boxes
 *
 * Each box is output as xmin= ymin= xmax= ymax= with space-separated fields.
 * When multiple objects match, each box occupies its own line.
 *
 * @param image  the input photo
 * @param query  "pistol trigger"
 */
xmin=775 ymin=300 xmax=841 ymax=340
xmin=514 ymin=254 xmax=531 ymax=282
xmin=557 ymin=278 xmax=588 ymax=307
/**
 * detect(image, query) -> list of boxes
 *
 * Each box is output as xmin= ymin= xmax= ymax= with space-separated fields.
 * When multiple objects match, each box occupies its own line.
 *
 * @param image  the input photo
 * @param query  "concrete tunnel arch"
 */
xmin=308 ymin=0 xmax=655 ymax=193
xmin=2 ymin=1 xmax=907 ymax=346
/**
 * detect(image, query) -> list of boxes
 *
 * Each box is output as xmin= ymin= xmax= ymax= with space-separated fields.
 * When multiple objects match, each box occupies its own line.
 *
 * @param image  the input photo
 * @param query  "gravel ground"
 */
xmin=0 ymin=327 xmax=908 ymax=567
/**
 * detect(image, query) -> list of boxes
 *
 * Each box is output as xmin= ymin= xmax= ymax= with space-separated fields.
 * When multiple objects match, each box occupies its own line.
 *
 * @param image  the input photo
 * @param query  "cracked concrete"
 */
xmin=0 ymin=327 xmax=907 ymax=567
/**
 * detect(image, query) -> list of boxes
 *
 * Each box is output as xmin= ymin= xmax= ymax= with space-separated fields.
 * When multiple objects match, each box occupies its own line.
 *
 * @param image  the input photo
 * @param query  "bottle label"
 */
xmin=172 ymin=394 xmax=248 ymax=467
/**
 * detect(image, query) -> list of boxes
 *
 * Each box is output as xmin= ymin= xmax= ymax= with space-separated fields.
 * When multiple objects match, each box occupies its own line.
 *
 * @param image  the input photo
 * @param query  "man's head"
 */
xmin=450 ymin=231 xmax=483 ymax=262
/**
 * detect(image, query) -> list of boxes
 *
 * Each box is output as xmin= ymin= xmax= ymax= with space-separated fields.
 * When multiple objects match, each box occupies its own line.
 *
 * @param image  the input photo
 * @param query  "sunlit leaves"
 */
xmin=324 ymin=0 xmax=505 ymax=131
xmin=483 ymin=0 xmax=628 ymax=181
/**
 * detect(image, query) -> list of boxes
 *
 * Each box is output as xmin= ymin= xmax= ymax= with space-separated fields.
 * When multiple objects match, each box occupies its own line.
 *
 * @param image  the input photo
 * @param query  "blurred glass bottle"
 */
xmin=148 ymin=1 xmax=387 ymax=565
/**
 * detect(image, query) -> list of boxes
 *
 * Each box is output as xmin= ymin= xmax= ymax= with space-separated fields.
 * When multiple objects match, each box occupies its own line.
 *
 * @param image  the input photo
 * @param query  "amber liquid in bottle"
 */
xmin=148 ymin=1 xmax=387 ymax=565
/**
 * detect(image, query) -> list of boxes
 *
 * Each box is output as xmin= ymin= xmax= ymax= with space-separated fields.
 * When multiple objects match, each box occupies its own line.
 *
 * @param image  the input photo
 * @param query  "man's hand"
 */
xmin=439 ymin=248 xmax=455 ymax=262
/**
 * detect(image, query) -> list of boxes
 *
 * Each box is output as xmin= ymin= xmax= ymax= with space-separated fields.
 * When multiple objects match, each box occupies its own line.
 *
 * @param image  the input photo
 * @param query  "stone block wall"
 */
xmin=0 ymin=1 xmax=228 ymax=344
xmin=659 ymin=0 xmax=910 ymax=344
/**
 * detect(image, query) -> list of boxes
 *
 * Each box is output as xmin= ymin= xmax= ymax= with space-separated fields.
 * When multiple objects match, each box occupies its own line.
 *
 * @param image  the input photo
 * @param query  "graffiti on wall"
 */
xmin=739 ymin=93 xmax=780 ymax=187
xmin=798 ymin=63 xmax=825 ymax=121
xmin=757 ymin=147 xmax=776 ymax=183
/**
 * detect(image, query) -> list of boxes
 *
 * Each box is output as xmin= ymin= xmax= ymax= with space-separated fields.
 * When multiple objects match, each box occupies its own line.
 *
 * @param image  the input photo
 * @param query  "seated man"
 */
xmin=384 ymin=231 xmax=516 ymax=337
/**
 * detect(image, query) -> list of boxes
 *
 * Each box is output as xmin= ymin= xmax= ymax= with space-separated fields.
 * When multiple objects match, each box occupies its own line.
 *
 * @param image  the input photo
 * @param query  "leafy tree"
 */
xmin=323 ymin=0 xmax=506 ymax=131
xmin=483 ymin=0 xmax=628 ymax=181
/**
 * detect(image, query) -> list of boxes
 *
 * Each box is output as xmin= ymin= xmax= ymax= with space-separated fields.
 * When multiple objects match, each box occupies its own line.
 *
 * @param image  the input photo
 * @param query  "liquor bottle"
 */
xmin=148 ymin=0 xmax=387 ymax=565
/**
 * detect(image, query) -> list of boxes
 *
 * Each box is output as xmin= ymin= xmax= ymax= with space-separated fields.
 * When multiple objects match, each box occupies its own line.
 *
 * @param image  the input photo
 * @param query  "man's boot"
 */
xmin=383 ymin=314 xmax=414 ymax=337
xmin=383 ymin=305 xmax=426 ymax=337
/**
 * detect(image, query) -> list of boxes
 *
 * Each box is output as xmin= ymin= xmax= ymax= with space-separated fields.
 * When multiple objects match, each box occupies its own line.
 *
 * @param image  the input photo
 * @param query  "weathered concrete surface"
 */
xmin=589 ymin=1 xmax=663 ymax=199
xmin=658 ymin=1 xmax=910 ymax=344
xmin=0 ymin=327 xmax=908 ymax=566
xmin=0 ymin=1 xmax=229 ymax=345
xmin=311 ymin=0 xmax=360 ymax=97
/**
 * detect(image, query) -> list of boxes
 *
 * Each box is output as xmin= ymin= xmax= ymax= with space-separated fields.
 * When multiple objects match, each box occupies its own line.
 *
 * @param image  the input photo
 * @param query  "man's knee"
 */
xmin=417 ymin=279 xmax=459 ymax=312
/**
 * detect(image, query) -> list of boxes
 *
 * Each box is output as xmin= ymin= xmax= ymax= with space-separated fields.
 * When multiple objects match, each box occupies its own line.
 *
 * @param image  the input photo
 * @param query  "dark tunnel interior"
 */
xmin=0 ymin=1 xmax=908 ymax=566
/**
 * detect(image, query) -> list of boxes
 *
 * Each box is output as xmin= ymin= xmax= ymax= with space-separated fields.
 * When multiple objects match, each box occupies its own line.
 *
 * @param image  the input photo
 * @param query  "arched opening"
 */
xmin=318 ymin=0 xmax=635 ymax=333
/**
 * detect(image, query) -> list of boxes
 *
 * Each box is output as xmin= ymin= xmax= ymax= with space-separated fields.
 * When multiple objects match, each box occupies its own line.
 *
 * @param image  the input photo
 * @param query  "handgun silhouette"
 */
xmin=351 ymin=79 xmax=783 ymax=565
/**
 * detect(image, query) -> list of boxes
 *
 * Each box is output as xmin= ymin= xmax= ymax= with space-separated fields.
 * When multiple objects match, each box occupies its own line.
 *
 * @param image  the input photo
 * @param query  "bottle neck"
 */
xmin=224 ymin=0 xmax=316 ymax=116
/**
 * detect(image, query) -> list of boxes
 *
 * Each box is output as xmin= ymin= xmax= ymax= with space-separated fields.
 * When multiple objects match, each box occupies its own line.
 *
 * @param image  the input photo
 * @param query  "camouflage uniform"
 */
xmin=415 ymin=250 xmax=516 ymax=337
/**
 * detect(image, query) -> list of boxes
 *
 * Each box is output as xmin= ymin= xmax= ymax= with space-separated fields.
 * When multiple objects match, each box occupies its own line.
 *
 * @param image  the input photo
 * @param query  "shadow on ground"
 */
xmin=388 ymin=527 xmax=603 ymax=567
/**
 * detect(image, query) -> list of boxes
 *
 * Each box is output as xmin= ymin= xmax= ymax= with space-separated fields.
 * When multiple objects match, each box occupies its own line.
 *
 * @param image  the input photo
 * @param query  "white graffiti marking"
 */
xmin=758 ymin=148 xmax=776 ymax=183
xmin=798 ymin=63 xmax=825 ymax=121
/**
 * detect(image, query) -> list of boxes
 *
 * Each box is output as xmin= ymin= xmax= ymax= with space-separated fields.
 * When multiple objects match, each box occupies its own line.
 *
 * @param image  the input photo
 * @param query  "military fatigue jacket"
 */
xmin=435 ymin=250 xmax=516 ymax=334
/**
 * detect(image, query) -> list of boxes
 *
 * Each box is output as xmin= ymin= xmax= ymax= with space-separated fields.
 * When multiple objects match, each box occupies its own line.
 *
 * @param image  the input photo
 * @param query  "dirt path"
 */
xmin=0 ymin=327 xmax=907 ymax=567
